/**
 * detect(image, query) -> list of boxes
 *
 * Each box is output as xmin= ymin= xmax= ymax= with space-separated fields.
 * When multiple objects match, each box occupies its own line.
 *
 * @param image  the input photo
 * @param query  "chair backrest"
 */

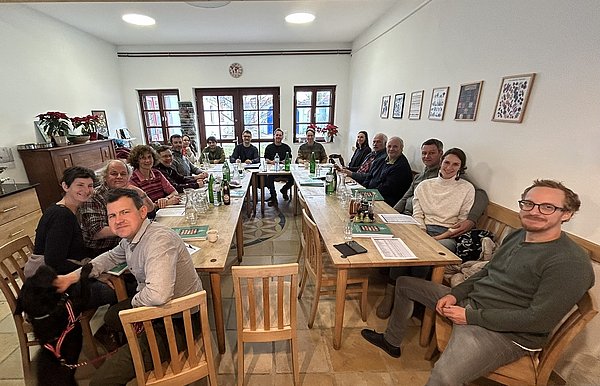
xmin=536 ymin=291 xmax=597 ymax=383
xmin=118 ymin=291 xmax=216 ymax=386
xmin=232 ymin=263 xmax=298 ymax=339
xmin=302 ymin=209 xmax=323 ymax=281
xmin=0 ymin=236 xmax=34 ymax=314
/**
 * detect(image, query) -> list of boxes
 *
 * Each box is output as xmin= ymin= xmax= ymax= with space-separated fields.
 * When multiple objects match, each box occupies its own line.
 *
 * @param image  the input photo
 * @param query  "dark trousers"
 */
xmin=266 ymin=175 xmax=294 ymax=196
xmin=91 ymin=298 xmax=201 ymax=386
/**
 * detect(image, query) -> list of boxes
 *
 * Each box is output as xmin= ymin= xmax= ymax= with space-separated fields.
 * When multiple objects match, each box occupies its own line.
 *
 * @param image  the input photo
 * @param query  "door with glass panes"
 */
xmin=195 ymin=88 xmax=280 ymax=158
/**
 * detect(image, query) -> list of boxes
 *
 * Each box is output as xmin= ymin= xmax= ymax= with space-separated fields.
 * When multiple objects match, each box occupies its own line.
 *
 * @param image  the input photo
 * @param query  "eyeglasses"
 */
xmin=518 ymin=200 xmax=566 ymax=215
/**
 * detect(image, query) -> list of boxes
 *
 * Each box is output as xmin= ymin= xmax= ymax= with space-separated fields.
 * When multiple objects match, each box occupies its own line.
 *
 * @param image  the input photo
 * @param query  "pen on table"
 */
xmin=186 ymin=244 xmax=195 ymax=250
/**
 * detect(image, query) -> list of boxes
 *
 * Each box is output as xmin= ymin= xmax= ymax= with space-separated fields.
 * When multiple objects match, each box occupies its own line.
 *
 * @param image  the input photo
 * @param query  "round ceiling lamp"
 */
xmin=122 ymin=13 xmax=156 ymax=26
xmin=285 ymin=12 xmax=316 ymax=24
xmin=186 ymin=1 xmax=231 ymax=8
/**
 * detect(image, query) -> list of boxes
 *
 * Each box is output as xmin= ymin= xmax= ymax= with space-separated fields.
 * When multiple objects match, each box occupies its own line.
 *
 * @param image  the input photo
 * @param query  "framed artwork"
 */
xmin=408 ymin=90 xmax=424 ymax=120
xmin=492 ymin=73 xmax=536 ymax=123
xmin=91 ymin=110 xmax=109 ymax=136
xmin=392 ymin=93 xmax=405 ymax=119
xmin=454 ymin=81 xmax=483 ymax=121
xmin=380 ymin=95 xmax=391 ymax=119
xmin=428 ymin=86 xmax=449 ymax=121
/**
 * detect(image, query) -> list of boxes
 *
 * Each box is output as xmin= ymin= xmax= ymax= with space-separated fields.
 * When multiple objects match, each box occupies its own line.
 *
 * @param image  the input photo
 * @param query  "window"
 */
xmin=195 ymin=87 xmax=279 ymax=155
xmin=293 ymin=86 xmax=336 ymax=143
xmin=138 ymin=89 xmax=181 ymax=144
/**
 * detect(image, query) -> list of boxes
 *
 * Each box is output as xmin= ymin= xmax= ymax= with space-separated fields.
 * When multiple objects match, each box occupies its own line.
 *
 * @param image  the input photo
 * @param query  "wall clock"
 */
xmin=229 ymin=62 xmax=243 ymax=78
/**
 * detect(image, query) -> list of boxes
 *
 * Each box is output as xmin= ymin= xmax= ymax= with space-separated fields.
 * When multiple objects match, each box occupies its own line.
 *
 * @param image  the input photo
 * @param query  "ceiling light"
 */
xmin=186 ymin=1 xmax=231 ymax=8
xmin=122 ymin=14 xmax=156 ymax=26
xmin=285 ymin=13 xmax=315 ymax=24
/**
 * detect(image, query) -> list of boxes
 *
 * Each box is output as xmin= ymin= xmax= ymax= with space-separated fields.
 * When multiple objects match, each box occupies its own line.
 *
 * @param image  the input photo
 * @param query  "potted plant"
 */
xmin=36 ymin=111 xmax=71 ymax=146
xmin=308 ymin=123 xmax=338 ymax=142
xmin=71 ymin=115 xmax=100 ymax=141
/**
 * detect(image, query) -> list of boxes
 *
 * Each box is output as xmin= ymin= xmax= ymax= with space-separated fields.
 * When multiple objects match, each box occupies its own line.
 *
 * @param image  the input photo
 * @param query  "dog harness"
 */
xmin=42 ymin=299 xmax=81 ymax=363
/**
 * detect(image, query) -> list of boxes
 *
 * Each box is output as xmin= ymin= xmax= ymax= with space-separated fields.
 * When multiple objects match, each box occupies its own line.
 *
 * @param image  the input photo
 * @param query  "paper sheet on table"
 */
xmin=155 ymin=207 xmax=185 ymax=217
xmin=378 ymin=213 xmax=420 ymax=225
xmin=373 ymin=238 xmax=418 ymax=260
xmin=184 ymin=243 xmax=201 ymax=255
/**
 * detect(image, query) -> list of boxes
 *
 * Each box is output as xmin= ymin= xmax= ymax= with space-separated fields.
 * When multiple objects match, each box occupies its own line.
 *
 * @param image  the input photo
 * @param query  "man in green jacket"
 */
xmin=362 ymin=179 xmax=594 ymax=386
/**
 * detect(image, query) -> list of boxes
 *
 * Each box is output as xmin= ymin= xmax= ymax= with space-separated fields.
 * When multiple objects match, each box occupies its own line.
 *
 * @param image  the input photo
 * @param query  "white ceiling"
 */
xmin=24 ymin=0 xmax=399 ymax=46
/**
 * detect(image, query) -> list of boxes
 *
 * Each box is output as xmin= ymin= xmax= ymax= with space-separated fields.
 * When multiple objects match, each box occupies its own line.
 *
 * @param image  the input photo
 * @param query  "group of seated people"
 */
xmin=28 ymin=127 xmax=594 ymax=386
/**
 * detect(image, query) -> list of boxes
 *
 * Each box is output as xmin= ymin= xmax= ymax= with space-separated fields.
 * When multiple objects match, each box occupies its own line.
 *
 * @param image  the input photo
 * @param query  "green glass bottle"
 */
xmin=222 ymin=160 xmax=231 ymax=182
xmin=284 ymin=152 xmax=291 ymax=172
xmin=309 ymin=152 xmax=316 ymax=175
xmin=208 ymin=174 xmax=214 ymax=204
xmin=326 ymin=167 xmax=335 ymax=195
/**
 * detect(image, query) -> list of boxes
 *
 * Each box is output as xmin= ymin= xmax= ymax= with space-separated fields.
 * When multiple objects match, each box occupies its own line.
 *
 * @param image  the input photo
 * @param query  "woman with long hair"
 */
xmin=347 ymin=131 xmax=372 ymax=171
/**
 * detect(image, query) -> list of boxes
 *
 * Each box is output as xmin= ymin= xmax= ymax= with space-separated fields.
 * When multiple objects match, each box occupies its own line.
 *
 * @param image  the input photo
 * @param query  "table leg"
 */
xmin=333 ymin=268 xmax=348 ymax=350
xmin=251 ymin=172 xmax=257 ymax=217
xmin=293 ymin=184 xmax=298 ymax=216
xmin=236 ymin=215 xmax=244 ymax=262
xmin=260 ymin=174 xmax=266 ymax=216
xmin=209 ymin=272 xmax=226 ymax=354
xmin=420 ymin=265 xmax=444 ymax=347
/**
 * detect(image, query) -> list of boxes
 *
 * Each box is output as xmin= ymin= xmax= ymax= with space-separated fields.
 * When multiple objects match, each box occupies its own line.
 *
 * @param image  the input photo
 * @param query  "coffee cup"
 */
xmin=207 ymin=229 xmax=219 ymax=243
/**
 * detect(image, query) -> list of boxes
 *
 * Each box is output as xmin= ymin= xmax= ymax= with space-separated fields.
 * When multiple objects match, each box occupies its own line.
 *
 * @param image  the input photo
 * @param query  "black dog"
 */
xmin=16 ymin=263 xmax=93 ymax=386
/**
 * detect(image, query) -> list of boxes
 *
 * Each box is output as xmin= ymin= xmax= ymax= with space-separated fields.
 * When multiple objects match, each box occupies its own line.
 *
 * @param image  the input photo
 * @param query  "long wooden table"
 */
xmin=156 ymin=169 xmax=252 ymax=354
xmin=291 ymin=166 xmax=461 ymax=349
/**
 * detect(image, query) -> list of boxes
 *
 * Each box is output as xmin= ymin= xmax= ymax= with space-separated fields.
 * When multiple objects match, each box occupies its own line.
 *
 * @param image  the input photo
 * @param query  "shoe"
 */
xmin=94 ymin=324 xmax=123 ymax=352
xmin=376 ymin=283 xmax=395 ymax=319
xmin=361 ymin=329 xmax=401 ymax=358
xmin=280 ymin=187 xmax=290 ymax=201
xmin=267 ymin=197 xmax=278 ymax=207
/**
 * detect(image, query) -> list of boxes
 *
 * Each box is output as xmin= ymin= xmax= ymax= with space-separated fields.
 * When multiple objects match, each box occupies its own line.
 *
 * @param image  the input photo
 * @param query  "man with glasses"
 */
xmin=340 ymin=132 xmax=387 ymax=185
xmin=361 ymin=180 xmax=594 ymax=386
xmin=155 ymin=145 xmax=206 ymax=193
xmin=230 ymin=130 xmax=260 ymax=164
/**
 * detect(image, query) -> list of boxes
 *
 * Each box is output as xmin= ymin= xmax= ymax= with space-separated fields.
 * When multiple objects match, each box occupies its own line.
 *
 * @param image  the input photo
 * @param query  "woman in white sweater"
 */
xmin=412 ymin=147 xmax=475 ymax=252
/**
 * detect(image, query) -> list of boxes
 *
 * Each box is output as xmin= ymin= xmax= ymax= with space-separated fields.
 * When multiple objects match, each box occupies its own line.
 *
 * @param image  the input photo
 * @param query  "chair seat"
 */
xmin=487 ymin=355 xmax=538 ymax=385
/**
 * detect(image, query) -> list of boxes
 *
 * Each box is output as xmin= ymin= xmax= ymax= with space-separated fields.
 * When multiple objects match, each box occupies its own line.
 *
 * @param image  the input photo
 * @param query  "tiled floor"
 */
xmin=0 ymin=191 xmax=433 ymax=385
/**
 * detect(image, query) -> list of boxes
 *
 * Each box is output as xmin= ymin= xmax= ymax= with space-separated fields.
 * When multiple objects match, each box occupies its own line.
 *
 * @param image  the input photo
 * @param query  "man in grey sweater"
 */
xmin=362 ymin=180 xmax=594 ymax=386
xmin=57 ymin=188 xmax=203 ymax=385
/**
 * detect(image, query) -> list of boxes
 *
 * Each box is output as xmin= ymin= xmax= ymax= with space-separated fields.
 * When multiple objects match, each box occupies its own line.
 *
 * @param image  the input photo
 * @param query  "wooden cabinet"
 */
xmin=0 ymin=186 xmax=42 ymax=246
xmin=18 ymin=140 xmax=116 ymax=210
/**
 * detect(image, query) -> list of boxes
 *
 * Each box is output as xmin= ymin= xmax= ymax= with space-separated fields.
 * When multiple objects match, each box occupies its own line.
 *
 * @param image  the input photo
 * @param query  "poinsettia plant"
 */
xmin=307 ymin=123 xmax=339 ymax=137
xmin=36 ymin=111 xmax=71 ymax=137
xmin=71 ymin=115 xmax=100 ymax=134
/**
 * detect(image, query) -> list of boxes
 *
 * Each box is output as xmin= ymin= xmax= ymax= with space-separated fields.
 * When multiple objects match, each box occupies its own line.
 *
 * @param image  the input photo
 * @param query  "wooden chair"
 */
xmin=0 ymin=236 xmax=100 ymax=379
xmin=296 ymin=193 xmax=309 ymax=266
xmin=232 ymin=263 xmax=299 ymax=386
xmin=297 ymin=209 xmax=368 ymax=328
xmin=434 ymin=291 xmax=597 ymax=385
xmin=118 ymin=290 xmax=217 ymax=386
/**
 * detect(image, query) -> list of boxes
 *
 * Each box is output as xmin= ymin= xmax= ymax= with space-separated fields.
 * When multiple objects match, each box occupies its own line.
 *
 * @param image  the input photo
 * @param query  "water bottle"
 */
xmin=213 ymin=179 xmax=221 ymax=206
xmin=274 ymin=153 xmax=280 ymax=172
xmin=236 ymin=158 xmax=244 ymax=178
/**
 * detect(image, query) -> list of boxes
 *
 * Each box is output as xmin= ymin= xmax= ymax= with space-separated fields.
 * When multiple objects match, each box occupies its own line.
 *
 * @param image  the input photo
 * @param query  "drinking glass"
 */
xmin=344 ymin=220 xmax=353 ymax=241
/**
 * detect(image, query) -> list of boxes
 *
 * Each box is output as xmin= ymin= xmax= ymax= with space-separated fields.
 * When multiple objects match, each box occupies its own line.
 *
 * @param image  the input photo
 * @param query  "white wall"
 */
xmin=117 ymin=51 xmax=351 ymax=157
xmin=348 ymin=0 xmax=600 ymax=381
xmin=0 ymin=5 xmax=125 ymax=183
xmin=349 ymin=0 xmax=600 ymax=245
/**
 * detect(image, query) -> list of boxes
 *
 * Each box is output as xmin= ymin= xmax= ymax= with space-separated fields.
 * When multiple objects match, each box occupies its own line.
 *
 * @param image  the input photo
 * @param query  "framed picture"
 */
xmin=408 ymin=90 xmax=424 ymax=120
xmin=428 ymin=86 xmax=449 ymax=121
xmin=380 ymin=95 xmax=391 ymax=119
xmin=392 ymin=93 xmax=405 ymax=119
xmin=492 ymin=73 xmax=536 ymax=123
xmin=454 ymin=81 xmax=483 ymax=121
xmin=91 ymin=110 xmax=109 ymax=136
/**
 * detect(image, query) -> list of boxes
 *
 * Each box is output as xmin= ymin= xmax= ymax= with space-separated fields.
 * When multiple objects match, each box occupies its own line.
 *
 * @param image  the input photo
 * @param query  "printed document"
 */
xmin=378 ymin=213 xmax=420 ymax=225
xmin=373 ymin=238 xmax=418 ymax=260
